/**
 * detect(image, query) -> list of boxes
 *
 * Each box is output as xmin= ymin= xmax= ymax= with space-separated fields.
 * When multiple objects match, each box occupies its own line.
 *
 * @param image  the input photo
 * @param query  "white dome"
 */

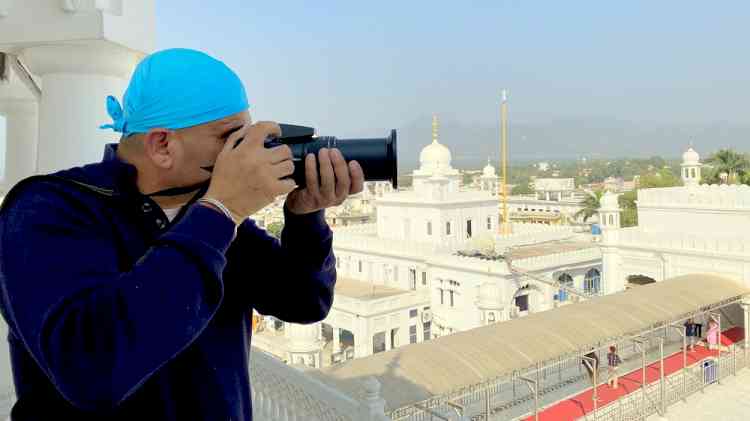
xmin=419 ymin=140 xmax=452 ymax=170
xmin=482 ymin=159 xmax=496 ymax=177
xmin=682 ymin=147 xmax=700 ymax=164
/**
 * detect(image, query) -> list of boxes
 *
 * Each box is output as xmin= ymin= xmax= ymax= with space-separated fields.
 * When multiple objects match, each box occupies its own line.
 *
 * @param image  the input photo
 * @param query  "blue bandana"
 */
xmin=100 ymin=48 xmax=249 ymax=137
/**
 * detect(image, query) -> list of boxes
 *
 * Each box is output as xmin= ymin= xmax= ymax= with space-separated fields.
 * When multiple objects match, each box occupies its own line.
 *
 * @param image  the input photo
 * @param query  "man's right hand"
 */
xmin=204 ymin=121 xmax=297 ymax=221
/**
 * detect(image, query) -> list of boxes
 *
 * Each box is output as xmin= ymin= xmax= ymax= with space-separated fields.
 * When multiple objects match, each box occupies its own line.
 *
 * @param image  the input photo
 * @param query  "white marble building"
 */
xmin=601 ymin=147 xmax=750 ymax=294
xmin=254 ymin=123 xmax=603 ymax=366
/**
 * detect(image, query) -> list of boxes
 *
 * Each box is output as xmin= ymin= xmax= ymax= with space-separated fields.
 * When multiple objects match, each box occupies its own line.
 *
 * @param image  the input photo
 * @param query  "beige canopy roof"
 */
xmin=311 ymin=274 xmax=749 ymax=412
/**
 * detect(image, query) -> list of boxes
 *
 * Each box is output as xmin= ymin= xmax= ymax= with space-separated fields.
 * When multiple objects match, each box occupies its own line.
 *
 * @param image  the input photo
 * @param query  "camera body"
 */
xmin=261 ymin=124 xmax=398 ymax=189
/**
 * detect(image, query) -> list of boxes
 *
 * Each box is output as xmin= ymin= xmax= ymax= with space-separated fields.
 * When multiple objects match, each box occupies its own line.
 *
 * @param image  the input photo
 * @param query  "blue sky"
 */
xmin=155 ymin=0 xmax=749 ymax=136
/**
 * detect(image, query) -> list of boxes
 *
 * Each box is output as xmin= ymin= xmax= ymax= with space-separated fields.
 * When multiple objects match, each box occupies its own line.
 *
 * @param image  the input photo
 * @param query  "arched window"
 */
xmin=557 ymin=273 xmax=574 ymax=301
xmin=584 ymin=268 xmax=601 ymax=294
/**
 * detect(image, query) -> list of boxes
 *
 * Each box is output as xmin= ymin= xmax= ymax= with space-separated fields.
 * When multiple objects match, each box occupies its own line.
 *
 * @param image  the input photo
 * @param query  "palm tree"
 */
xmin=704 ymin=149 xmax=750 ymax=184
xmin=575 ymin=190 xmax=604 ymax=222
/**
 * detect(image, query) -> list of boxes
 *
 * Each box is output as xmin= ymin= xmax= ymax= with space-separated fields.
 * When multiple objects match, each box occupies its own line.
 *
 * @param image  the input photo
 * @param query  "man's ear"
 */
xmin=143 ymin=128 xmax=173 ymax=169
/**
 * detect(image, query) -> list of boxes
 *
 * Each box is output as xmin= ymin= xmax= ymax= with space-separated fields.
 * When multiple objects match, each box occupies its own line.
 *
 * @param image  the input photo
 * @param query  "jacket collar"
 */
xmin=51 ymin=144 xmax=139 ymax=197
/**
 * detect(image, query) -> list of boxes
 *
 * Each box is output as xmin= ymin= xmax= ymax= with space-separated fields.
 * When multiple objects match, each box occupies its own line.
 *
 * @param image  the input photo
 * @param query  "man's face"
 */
xmin=164 ymin=111 xmax=251 ymax=187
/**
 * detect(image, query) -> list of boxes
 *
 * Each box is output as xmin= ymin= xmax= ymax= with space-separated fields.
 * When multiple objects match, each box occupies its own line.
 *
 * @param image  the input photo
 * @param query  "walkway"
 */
xmin=524 ymin=327 xmax=745 ymax=421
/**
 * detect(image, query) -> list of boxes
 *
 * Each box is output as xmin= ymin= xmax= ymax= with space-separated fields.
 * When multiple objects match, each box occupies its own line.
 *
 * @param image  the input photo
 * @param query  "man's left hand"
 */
xmin=285 ymin=148 xmax=364 ymax=215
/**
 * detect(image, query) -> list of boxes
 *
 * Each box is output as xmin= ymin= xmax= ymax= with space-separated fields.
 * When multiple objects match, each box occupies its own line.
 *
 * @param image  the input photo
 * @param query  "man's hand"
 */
xmin=285 ymin=148 xmax=364 ymax=215
xmin=205 ymin=121 xmax=297 ymax=222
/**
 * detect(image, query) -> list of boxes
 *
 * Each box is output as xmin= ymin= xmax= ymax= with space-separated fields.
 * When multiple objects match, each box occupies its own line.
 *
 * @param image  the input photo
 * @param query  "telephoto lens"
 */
xmin=261 ymin=124 xmax=398 ymax=189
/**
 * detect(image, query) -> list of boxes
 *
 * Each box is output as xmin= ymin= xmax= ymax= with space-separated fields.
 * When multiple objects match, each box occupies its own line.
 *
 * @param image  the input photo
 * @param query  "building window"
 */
xmin=440 ymin=288 xmax=444 ymax=305
xmin=409 ymin=325 xmax=418 ymax=344
xmin=691 ymin=168 xmax=696 ymax=178
xmin=409 ymin=309 xmax=418 ymax=318
xmin=449 ymin=290 xmax=455 ymax=307
xmin=487 ymin=217 xmax=492 ymax=229
xmin=515 ymin=294 xmax=529 ymax=312
xmin=427 ymin=221 xmax=432 ymax=235
xmin=358 ymin=261 xmax=362 ymax=273
xmin=488 ymin=312 xmax=496 ymax=323
xmin=446 ymin=222 xmax=451 ymax=235
xmin=608 ymin=215 xmax=614 ymax=225
xmin=684 ymin=168 xmax=689 ymax=178
xmin=466 ymin=219 xmax=473 ymax=238
xmin=409 ymin=268 xmax=417 ymax=290
xmin=557 ymin=273 xmax=574 ymax=301
xmin=423 ymin=322 xmax=431 ymax=341
xmin=584 ymin=268 xmax=601 ymax=294
xmin=373 ymin=332 xmax=386 ymax=354
xmin=422 ymin=271 xmax=427 ymax=285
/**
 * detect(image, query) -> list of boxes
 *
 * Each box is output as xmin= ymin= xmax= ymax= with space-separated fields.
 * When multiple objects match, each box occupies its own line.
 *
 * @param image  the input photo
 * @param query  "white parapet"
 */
xmin=249 ymin=347 xmax=389 ymax=421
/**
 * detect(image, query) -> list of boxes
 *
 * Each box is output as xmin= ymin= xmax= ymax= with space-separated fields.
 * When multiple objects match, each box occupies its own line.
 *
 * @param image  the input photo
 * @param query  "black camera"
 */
xmin=254 ymin=124 xmax=398 ymax=189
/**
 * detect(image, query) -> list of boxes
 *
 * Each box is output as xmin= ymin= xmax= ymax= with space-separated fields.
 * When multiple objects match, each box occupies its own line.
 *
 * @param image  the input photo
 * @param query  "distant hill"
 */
xmin=356 ymin=115 xmax=750 ymax=173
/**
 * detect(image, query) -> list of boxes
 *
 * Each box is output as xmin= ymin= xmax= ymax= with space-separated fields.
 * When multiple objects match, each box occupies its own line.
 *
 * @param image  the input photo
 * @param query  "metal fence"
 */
xmin=588 ymin=343 xmax=748 ymax=421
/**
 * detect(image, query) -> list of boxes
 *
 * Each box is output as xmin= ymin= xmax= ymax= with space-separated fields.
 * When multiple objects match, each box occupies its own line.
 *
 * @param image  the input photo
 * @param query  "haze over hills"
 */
xmin=349 ymin=115 xmax=750 ymax=172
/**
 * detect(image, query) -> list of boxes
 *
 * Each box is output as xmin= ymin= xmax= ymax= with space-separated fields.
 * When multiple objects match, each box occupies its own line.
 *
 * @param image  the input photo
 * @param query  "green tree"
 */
xmin=619 ymin=190 xmax=638 ymax=227
xmin=511 ymin=181 xmax=534 ymax=195
xmin=266 ymin=221 xmax=284 ymax=238
xmin=703 ymin=149 xmax=750 ymax=184
xmin=638 ymin=167 xmax=682 ymax=189
xmin=574 ymin=190 xmax=604 ymax=222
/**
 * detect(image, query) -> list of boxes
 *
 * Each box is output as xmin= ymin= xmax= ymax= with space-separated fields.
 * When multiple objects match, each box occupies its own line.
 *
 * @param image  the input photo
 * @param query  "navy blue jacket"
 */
xmin=0 ymin=145 xmax=336 ymax=420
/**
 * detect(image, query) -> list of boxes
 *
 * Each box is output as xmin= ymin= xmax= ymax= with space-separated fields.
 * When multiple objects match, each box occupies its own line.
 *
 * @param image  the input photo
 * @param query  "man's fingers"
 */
xmin=268 ymin=144 xmax=293 ymax=164
xmin=331 ymin=149 xmax=351 ymax=201
xmin=275 ymin=178 xmax=298 ymax=196
xmin=304 ymin=153 xmax=320 ymax=197
xmin=238 ymin=121 xmax=282 ymax=151
xmin=271 ymin=160 xmax=295 ymax=179
xmin=318 ymin=148 xmax=336 ymax=201
xmin=349 ymin=160 xmax=365 ymax=194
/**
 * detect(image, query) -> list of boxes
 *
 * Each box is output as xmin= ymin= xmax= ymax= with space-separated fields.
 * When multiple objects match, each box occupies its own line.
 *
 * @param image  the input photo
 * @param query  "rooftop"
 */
xmin=334 ymin=277 xmax=411 ymax=301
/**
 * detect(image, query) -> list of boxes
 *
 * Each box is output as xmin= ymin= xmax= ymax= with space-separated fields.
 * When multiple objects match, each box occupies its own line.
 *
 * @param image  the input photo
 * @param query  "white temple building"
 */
xmin=253 ymin=116 xmax=603 ymax=367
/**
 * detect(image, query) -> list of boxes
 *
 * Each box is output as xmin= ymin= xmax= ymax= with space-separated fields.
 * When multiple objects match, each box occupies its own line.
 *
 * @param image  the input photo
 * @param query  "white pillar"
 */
xmin=20 ymin=44 xmax=141 ymax=173
xmin=545 ymin=191 xmax=550 ymax=201
xmin=0 ymin=98 xmax=38 ymax=192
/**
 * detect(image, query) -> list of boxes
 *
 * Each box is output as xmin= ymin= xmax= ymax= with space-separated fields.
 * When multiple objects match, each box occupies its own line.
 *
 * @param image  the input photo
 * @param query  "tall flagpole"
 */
xmin=500 ymin=90 xmax=511 ymax=235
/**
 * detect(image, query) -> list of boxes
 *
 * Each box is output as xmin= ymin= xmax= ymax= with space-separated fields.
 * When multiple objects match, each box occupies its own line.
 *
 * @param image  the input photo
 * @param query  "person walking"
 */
xmin=607 ymin=346 xmax=622 ymax=389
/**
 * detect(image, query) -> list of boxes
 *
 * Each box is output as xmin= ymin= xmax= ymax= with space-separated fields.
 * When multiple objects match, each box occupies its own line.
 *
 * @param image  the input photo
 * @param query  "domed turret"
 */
xmin=682 ymin=147 xmax=700 ymax=165
xmin=418 ymin=114 xmax=453 ymax=174
xmin=681 ymin=145 xmax=702 ymax=187
xmin=482 ymin=158 xmax=496 ymax=178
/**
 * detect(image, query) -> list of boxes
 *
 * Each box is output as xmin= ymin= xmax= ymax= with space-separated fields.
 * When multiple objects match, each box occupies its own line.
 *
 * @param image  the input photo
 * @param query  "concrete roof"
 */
xmin=509 ymin=241 xmax=598 ymax=259
xmin=334 ymin=277 xmax=410 ymax=301
xmin=311 ymin=274 xmax=749 ymax=412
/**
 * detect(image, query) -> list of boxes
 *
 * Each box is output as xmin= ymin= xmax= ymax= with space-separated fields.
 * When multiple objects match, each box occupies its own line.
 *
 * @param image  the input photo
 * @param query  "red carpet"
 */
xmin=523 ymin=327 xmax=744 ymax=421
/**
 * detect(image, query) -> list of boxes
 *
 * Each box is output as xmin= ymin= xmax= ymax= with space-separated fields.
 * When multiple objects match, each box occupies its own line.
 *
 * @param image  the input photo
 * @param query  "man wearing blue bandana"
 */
xmin=0 ymin=48 xmax=363 ymax=420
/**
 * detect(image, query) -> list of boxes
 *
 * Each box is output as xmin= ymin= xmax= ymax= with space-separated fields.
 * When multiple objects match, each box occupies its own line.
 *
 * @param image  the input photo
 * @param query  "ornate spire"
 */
xmin=432 ymin=114 xmax=439 ymax=144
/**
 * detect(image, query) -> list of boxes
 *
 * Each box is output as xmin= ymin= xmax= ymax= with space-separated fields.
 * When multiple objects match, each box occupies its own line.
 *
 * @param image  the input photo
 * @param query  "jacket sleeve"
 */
xmin=222 ymin=205 xmax=336 ymax=324
xmin=0 ymin=181 xmax=236 ymax=411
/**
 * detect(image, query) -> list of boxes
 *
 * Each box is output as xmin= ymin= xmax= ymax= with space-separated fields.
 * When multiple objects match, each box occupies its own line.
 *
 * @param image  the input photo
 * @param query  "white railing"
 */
xmin=249 ymin=347 xmax=390 ymax=421
xmin=638 ymin=184 xmax=750 ymax=209
xmin=617 ymin=227 xmax=750 ymax=256
xmin=588 ymin=343 xmax=748 ymax=421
